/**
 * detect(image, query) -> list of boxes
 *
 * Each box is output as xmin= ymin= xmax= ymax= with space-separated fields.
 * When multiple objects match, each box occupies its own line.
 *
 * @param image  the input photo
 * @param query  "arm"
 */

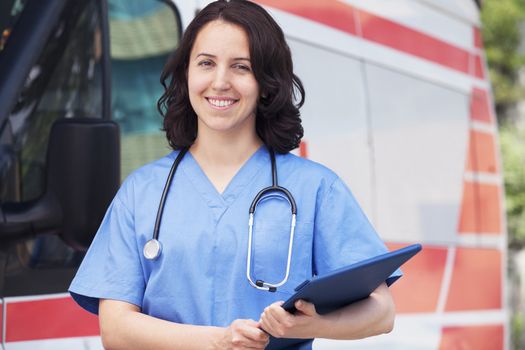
xmin=99 ymin=299 xmax=269 ymax=350
xmin=259 ymin=282 xmax=395 ymax=340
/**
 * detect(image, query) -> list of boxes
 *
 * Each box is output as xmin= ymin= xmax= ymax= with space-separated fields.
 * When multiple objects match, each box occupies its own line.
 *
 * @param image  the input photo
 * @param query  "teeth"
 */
xmin=209 ymin=98 xmax=235 ymax=107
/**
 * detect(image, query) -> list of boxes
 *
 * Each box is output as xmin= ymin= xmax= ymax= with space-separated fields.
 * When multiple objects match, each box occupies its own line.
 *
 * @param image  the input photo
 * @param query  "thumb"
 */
xmin=295 ymin=300 xmax=317 ymax=316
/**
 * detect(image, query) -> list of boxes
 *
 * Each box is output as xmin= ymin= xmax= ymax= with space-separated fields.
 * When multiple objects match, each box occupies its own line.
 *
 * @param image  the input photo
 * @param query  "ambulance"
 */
xmin=0 ymin=0 xmax=506 ymax=349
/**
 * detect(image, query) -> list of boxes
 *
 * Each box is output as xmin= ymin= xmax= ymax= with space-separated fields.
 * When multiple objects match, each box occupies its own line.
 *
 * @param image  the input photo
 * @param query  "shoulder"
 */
xmin=277 ymin=152 xmax=340 ymax=186
xmin=114 ymin=151 xmax=181 ymax=209
xmin=125 ymin=151 xmax=178 ymax=185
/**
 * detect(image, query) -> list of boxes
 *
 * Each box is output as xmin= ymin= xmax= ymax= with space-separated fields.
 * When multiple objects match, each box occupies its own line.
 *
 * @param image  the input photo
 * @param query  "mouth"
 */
xmin=206 ymin=97 xmax=239 ymax=109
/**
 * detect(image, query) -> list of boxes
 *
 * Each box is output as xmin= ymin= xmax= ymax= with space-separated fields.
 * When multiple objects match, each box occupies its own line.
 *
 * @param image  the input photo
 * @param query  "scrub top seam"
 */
xmin=180 ymin=156 xmax=228 ymax=220
xmin=218 ymin=145 xmax=267 ymax=198
xmin=113 ymin=189 xmax=149 ymax=289
xmin=180 ymin=148 xmax=270 ymax=219
xmin=312 ymin=176 xmax=340 ymax=224
xmin=219 ymin=148 xmax=270 ymax=214
xmin=310 ymin=176 xmax=339 ymax=277
xmin=211 ymin=224 xmax=219 ymax=325
xmin=207 ymin=148 xmax=269 ymax=324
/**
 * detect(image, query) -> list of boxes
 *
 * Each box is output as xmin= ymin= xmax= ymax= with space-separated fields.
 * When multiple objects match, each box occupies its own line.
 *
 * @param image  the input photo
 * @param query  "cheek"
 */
xmin=238 ymin=78 xmax=260 ymax=104
xmin=187 ymin=70 xmax=209 ymax=97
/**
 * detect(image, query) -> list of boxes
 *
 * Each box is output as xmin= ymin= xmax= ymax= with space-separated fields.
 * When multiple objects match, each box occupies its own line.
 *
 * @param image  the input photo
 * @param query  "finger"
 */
xmin=260 ymin=307 xmax=282 ymax=337
xmin=239 ymin=320 xmax=270 ymax=343
xmin=263 ymin=305 xmax=298 ymax=338
xmin=295 ymin=300 xmax=317 ymax=317
xmin=267 ymin=303 xmax=293 ymax=324
xmin=232 ymin=334 xmax=268 ymax=350
xmin=243 ymin=327 xmax=269 ymax=343
xmin=242 ymin=336 xmax=269 ymax=350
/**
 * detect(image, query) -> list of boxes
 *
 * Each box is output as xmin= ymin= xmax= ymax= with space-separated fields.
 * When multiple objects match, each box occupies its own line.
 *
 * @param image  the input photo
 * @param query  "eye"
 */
xmin=233 ymin=63 xmax=251 ymax=72
xmin=197 ymin=59 xmax=214 ymax=68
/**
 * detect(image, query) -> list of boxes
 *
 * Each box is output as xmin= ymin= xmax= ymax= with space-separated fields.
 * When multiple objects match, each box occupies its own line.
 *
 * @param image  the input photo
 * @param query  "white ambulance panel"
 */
xmin=365 ymin=64 xmax=470 ymax=244
xmin=288 ymin=39 xmax=374 ymax=218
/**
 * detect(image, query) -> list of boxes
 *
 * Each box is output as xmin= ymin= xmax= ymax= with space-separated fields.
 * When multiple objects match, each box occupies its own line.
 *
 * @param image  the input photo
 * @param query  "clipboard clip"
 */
xmin=294 ymin=279 xmax=310 ymax=292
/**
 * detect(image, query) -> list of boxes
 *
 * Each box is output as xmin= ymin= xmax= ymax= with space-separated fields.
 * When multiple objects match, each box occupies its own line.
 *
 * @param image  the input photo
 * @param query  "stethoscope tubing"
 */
xmin=143 ymin=146 xmax=297 ymax=293
xmin=246 ymin=212 xmax=296 ymax=292
xmin=143 ymin=148 xmax=188 ymax=260
xmin=246 ymin=148 xmax=297 ymax=292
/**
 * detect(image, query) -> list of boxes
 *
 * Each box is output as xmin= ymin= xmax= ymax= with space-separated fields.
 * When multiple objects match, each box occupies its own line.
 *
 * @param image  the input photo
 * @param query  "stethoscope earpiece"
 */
xmin=256 ymin=280 xmax=277 ymax=292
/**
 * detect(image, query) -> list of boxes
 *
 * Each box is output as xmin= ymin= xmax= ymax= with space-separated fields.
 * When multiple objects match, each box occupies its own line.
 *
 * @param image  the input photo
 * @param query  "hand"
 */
xmin=215 ymin=319 xmax=269 ymax=350
xmin=259 ymin=300 xmax=324 ymax=339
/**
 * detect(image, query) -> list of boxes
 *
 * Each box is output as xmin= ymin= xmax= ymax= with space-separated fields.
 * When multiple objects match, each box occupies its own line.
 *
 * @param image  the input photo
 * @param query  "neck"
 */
xmin=190 ymin=129 xmax=263 ymax=167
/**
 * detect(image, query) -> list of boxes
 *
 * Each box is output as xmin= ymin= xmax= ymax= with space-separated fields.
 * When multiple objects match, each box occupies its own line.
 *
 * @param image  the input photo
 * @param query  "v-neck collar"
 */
xmin=180 ymin=146 xmax=269 ymax=218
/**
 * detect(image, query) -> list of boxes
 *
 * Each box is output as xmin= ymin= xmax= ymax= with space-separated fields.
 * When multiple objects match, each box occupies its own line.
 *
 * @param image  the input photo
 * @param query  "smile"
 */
xmin=206 ymin=97 xmax=238 ymax=109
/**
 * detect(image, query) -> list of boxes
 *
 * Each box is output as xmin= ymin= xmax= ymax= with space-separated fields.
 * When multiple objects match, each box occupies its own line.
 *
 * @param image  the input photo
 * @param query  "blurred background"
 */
xmin=1 ymin=0 xmax=525 ymax=349
xmin=485 ymin=0 xmax=525 ymax=348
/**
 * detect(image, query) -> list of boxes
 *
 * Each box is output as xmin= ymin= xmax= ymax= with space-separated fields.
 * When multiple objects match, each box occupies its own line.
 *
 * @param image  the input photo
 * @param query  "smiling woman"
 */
xmin=158 ymin=1 xmax=304 ymax=154
xmin=188 ymin=21 xmax=260 ymax=142
xmin=68 ymin=1 xmax=398 ymax=349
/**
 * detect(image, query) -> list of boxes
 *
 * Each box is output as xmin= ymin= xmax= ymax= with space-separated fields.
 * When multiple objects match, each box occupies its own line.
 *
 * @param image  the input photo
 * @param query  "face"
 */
xmin=187 ymin=20 xmax=260 ymax=138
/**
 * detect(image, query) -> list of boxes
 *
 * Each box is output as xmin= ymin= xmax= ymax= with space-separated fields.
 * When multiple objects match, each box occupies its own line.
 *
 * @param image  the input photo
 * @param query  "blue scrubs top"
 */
xmin=69 ymin=147 xmax=398 ymax=346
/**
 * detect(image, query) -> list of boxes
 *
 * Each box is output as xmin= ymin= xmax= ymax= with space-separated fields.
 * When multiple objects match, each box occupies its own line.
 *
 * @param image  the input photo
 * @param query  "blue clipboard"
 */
xmin=266 ymin=243 xmax=422 ymax=349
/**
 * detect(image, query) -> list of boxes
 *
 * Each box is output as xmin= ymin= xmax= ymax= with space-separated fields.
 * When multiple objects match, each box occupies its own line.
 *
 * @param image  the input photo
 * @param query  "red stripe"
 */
xmin=358 ymin=10 xmax=471 ymax=75
xmin=255 ymin=0 xmax=357 ymax=35
xmin=1 ymin=302 xmax=3 ymax=343
xmin=474 ymin=27 xmax=483 ymax=49
xmin=299 ymin=140 xmax=308 ymax=158
xmin=470 ymin=87 xmax=494 ymax=124
xmin=439 ymin=324 xmax=503 ymax=349
xmin=256 ymin=1 xmax=481 ymax=78
xmin=458 ymin=181 xmax=502 ymax=234
xmin=6 ymin=296 xmax=99 ymax=342
xmin=474 ymin=54 xmax=485 ymax=79
xmin=445 ymin=248 xmax=502 ymax=311
xmin=466 ymin=130 xmax=499 ymax=174
xmin=387 ymin=243 xmax=447 ymax=313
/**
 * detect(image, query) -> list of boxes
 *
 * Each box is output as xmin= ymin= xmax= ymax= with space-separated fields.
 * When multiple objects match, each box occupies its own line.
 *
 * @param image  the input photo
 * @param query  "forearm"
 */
xmin=99 ymin=299 xmax=223 ymax=350
xmin=316 ymin=283 xmax=395 ymax=340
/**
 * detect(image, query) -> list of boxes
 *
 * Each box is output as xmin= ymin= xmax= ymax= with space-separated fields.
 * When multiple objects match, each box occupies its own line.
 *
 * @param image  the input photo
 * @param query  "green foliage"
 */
xmin=500 ymin=123 xmax=525 ymax=248
xmin=481 ymin=0 xmax=525 ymax=111
xmin=511 ymin=311 xmax=524 ymax=350
xmin=482 ymin=0 xmax=525 ymax=248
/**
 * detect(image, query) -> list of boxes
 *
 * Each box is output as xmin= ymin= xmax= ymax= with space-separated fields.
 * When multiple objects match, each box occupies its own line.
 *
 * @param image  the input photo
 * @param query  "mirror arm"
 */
xmin=0 ymin=192 xmax=62 ymax=240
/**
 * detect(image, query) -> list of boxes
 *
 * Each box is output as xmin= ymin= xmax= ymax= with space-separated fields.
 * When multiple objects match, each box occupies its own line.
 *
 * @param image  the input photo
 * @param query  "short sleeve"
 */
xmin=313 ymin=177 xmax=401 ymax=285
xmin=69 ymin=185 xmax=145 ymax=314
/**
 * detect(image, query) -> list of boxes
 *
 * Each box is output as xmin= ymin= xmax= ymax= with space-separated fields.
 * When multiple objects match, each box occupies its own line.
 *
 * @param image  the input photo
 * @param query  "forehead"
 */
xmin=191 ymin=20 xmax=251 ymax=57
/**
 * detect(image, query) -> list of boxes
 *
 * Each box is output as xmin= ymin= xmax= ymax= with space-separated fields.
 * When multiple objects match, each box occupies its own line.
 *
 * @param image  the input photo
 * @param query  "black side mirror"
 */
xmin=0 ymin=118 xmax=120 ymax=250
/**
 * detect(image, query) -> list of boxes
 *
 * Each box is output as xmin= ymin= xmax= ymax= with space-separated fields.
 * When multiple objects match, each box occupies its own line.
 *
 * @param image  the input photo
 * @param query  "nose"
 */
xmin=211 ymin=66 xmax=231 ymax=91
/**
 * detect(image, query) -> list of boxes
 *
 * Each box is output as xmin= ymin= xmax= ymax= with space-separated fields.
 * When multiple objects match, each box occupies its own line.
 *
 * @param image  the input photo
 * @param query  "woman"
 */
xmin=69 ymin=1 xmax=397 ymax=349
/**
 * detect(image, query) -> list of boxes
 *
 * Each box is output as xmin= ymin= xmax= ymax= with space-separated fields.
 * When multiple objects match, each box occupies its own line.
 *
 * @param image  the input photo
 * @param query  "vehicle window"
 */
xmin=0 ymin=0 xmax=103 ymax=291
xmin=108 ymin=0 xmax=180 ymax=179
xmin=2 ymin=1 xmax=103 ymax=203
xmin=0 ymin=0 xmax=27 ymax=52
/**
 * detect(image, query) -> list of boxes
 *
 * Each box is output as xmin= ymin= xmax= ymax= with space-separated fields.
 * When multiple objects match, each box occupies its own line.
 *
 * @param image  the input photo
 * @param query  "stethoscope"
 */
xmin=143 ymin=147 xmax=297 ymax=292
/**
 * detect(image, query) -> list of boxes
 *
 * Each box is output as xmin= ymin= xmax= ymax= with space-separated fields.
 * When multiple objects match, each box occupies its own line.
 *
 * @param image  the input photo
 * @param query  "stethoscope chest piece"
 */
xmin=144 ymin=239 xmax=162 ymax=260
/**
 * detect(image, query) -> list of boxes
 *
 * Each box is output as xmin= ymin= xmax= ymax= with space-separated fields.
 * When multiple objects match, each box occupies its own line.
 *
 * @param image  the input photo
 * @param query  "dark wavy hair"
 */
xmin=157 ymin=0 xmax=305 ymax=153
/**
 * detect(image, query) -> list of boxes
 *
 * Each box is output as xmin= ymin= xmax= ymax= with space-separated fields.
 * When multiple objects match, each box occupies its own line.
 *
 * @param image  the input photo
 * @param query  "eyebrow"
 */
xmin=195 ymin=53 xmax=251 ymax=62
